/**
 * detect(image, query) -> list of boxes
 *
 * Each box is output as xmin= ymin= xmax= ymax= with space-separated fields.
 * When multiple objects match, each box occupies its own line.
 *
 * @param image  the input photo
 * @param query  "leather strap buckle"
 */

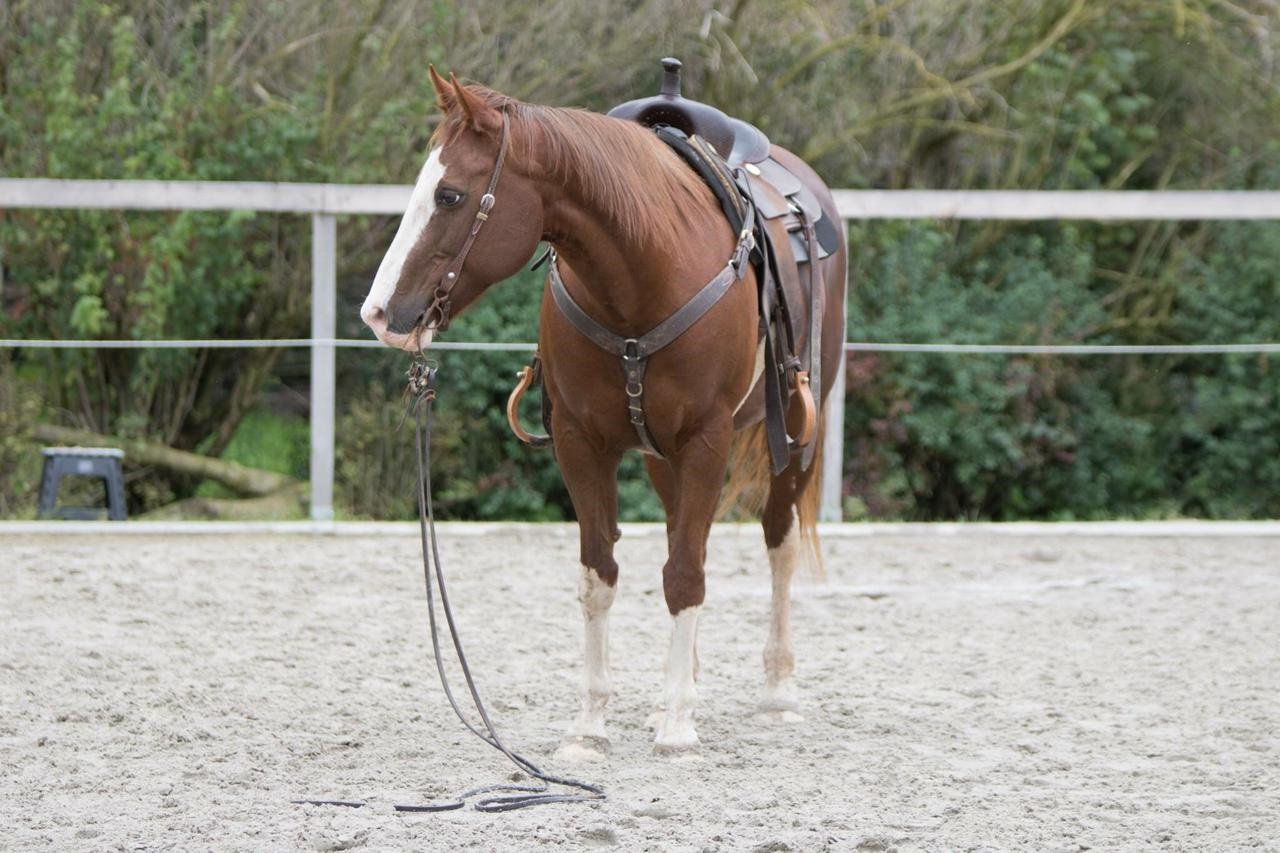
xmin=621 ymin=339 xmax=643 ymax=384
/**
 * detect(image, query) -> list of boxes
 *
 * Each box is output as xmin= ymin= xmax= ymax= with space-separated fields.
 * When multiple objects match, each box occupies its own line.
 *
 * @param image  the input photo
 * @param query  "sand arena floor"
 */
xmin=2 ymin=524 xmax=1278 ymax=851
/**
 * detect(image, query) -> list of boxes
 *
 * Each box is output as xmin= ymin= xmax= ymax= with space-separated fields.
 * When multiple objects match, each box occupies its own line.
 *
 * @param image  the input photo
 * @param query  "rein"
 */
xmin=296 ymin=361 xmax=605 ymax=813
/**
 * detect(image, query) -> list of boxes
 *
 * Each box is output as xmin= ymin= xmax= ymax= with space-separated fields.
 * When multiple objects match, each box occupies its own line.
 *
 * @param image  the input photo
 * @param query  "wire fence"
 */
xmin=0 ymin=338 xmax=535 ymax=351
xmin=5 ymin=179 xmax=1280 ymax=522
xmin=4 ymin=339 xmax=1280 ymax=354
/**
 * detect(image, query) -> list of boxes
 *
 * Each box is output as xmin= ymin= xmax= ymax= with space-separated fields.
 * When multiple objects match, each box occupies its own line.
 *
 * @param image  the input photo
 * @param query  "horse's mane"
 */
xmin=435 ymin=85 xmax=712 ymax=247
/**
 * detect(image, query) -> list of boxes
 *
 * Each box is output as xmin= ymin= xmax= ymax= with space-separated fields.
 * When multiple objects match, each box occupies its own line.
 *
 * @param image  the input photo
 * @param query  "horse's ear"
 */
xmin=449 ymin=72 xmax=503 ymax=137
xmin=429 ymin=65 xmax=457 ymax=114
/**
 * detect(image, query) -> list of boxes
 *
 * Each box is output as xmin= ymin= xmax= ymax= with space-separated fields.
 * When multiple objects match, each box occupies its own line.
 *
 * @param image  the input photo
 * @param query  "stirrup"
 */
xmin=506 ymin=364 xmax=552 ymax=448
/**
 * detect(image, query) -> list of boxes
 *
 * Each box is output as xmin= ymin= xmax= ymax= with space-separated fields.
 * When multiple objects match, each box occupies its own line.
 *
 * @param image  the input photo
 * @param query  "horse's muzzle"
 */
xmin=361 ymin=302 xmax=434 ymax=352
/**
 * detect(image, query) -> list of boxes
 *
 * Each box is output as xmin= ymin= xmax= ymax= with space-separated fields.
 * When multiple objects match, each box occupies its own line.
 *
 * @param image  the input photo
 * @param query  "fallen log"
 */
xmin=32 ymin=424 xmax=297 ymax=497
xmin=137 ymin=485 xmax=308 ymax=521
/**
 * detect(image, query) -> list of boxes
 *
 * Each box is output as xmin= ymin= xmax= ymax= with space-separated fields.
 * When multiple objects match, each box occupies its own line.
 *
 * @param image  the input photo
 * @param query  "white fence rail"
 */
xmin=7 ymin=179 xmax=1280 ymax=219
xmin=4 ymin=179 xmax=1280 ymax=522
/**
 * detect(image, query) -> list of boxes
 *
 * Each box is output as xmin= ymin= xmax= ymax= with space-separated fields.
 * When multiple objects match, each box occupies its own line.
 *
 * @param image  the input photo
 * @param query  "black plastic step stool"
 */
xmin=37 ymin=446 xmax=128 ymax=521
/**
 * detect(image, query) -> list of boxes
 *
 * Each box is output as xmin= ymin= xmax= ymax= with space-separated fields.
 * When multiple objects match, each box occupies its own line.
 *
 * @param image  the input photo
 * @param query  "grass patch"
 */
xmin=194 ymin=408 xmax=309 ymax=498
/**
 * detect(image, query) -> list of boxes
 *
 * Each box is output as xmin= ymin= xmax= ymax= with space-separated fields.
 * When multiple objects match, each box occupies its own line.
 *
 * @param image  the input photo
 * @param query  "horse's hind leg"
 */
xmin=758 ymin=458 xmax=814 ymax=721
xmin=553 ymin=428 xmax=622 ymax=761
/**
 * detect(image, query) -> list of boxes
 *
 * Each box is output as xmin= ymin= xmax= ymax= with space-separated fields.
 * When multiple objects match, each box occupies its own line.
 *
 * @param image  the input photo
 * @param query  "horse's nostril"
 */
xmin=385 ymin=303 xmax=429 ymax=335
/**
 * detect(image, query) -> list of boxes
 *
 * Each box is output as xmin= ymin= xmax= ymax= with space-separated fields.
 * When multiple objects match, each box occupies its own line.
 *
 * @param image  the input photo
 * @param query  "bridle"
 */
xmin=423 ymin=109 xmax=511 ymax=332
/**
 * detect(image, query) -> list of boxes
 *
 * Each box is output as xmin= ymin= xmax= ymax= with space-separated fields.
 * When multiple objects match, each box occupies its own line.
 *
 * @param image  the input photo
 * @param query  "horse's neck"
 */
xmin=544 ymin=192 xmax=729 ymax=334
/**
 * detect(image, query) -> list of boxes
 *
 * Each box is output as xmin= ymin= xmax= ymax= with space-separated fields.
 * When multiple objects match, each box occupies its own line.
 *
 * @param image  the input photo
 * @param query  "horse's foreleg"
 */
xmin=570 ymin=563 xmax=615 ymax=745
xmin=553 ymin=429 xmax=621 ymax=761
xmin=653 ymin=424 xmax=732 ymax=756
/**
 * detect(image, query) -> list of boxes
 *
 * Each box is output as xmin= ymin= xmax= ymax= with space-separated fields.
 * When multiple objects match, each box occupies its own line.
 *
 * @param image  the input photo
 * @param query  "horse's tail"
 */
xmin=796 ymin=419 xmax=825 ymax=579
xmin=718 ymin=422 xmax=771 ymax=521
xmin=718 ymin=416 xmax=825 ymax=579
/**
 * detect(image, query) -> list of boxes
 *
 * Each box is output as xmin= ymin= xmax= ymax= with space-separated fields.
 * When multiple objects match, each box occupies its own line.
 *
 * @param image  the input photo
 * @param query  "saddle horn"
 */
xmin=660 ymin=57 xmax=682 ymax=97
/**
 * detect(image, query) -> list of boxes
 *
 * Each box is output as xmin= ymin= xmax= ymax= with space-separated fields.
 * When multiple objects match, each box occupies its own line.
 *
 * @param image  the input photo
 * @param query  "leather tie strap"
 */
xmin=800 ymin=211 xmax=824 ymax=470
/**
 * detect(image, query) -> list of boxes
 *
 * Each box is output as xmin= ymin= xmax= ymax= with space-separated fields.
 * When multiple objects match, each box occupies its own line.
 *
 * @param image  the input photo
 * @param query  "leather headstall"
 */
xmin=424 ymin=109 xmax=511 ymax=333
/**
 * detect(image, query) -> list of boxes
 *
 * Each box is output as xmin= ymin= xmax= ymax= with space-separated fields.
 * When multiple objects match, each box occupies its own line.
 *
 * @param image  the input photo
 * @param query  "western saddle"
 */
xmin=607 ymin=58 xmax=771 ymax=168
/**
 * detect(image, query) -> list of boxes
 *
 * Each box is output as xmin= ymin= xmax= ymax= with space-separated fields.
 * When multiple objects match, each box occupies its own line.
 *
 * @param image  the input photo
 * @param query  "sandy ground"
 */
xmin=2 ymin=525 xmax=1278 ymax=852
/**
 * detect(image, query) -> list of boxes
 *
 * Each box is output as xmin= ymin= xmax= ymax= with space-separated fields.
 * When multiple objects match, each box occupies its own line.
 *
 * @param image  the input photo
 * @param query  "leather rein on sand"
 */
xmin=295 ymin=362 xmax=604 ymax=813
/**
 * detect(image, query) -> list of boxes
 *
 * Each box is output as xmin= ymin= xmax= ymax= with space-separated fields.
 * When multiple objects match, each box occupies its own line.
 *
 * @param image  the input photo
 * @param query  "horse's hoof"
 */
xmin=755 ymin=707 xmax=805 ymax=724
xmin=652 ymin=741 xmax=703 ymax=763
xmin=555 ymin=735 xmax=610 ymax=762
xmin=653 ymin=716 xmax=700 ymax=760
xmin=757 ymin=684 xmax=803 ymax=721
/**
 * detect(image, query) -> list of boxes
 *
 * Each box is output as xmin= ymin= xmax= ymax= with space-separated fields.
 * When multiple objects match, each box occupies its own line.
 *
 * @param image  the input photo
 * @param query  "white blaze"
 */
xmin=361 ymin=147 xmax=447 ymax=325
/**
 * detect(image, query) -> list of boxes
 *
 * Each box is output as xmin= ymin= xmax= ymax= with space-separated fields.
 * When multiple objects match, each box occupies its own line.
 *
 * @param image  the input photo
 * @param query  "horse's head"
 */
xmin=361 ymin=70 xmax=544 ymax=351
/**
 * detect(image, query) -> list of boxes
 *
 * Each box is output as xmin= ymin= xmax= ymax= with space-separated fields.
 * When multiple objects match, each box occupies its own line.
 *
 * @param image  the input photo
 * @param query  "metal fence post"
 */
xmin=310 ymin=214 xmax=337 ymax=522
xmin=818 ymin=238 xmax=850 ymax=523
xmin=817 ymin=251 xmax=849 ymax=528
xmin=820 ymin=354 xmax=846 ymax=522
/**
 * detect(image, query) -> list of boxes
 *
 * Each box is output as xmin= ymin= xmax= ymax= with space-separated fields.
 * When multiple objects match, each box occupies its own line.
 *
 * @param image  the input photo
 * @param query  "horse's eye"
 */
xmin=436 ymin=188 xmax=463 ymax=208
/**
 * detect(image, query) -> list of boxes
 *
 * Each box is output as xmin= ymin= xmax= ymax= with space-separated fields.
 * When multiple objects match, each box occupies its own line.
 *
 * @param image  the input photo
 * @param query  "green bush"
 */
xmin=0 ymin=355 xmax=43 ymax=518
xmin=843 ymin=219 xmax=1280 ymax=520
xmin=1165 ymin=222 xmax=1280 ymax=517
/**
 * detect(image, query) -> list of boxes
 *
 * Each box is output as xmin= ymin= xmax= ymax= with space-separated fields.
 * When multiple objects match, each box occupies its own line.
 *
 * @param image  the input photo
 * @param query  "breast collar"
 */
xmin=545 ymin=202 xmax=754 ymax=457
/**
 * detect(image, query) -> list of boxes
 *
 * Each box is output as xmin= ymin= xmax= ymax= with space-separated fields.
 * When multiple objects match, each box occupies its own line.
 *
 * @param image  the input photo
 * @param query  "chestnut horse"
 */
xmin=362 ymin=69 xmax=847 ymax=758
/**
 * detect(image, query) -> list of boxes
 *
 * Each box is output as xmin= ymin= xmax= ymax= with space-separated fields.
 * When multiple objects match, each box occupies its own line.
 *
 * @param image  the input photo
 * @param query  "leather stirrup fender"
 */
xmin=794 ymin=370 xmax=818 ymax=448
xmin=506 ymin=363 xmax=552 ymax=448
